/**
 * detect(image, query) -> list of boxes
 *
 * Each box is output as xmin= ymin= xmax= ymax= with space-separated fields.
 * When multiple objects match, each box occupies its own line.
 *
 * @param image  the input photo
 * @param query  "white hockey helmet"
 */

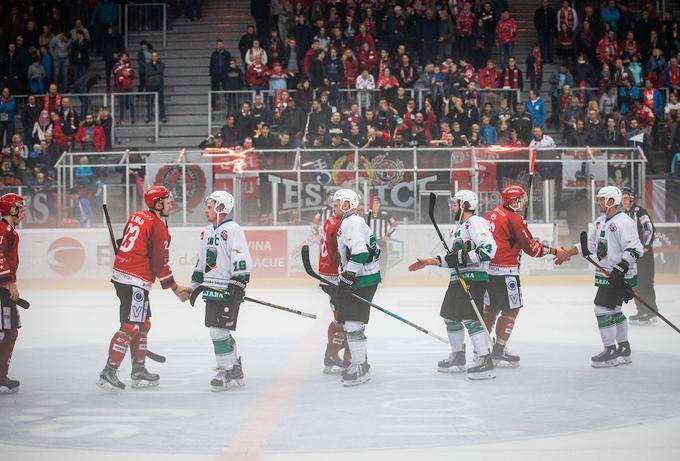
xmin=596 ymin=186 xmax=621 ymax=209
xmin=333 ymin=188 xmax=359 ymax=212
xmin=205 ymin=190 xmax=234 ymax=215
xmin=451 ymin=189 xmax=478 ymax=212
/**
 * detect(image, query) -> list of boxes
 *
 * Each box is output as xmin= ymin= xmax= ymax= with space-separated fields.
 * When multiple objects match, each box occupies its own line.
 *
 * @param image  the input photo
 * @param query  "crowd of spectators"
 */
xmin=202 ymin=0 xmax=680 ymax=175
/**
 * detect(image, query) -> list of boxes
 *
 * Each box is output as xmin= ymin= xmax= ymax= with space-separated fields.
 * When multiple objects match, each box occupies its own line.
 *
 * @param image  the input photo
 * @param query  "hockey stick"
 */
xmin=0 ymin=287 xmax=30 ymax=309
xmin=524 ymin=148 xmax=536 ymax=219
xmin=102 ymin=204 xmax=167 ymax=363
xmin=579 ymin=232 xmax=680 ymax=335
xmin=366 ymin=192 xmax=374 ymax=226
xmin=301 ymin=245 xmax=448 ymax=344
xmin=428 ymin=193 xmax=494 ymax=346
xmin=189 ymin=286 xmax=317 ymax=319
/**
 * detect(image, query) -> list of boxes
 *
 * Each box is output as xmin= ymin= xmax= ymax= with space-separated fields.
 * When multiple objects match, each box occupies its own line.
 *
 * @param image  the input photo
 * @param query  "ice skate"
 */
xmin=131 ymin=363 xmax=160 ymax=389
xmin=467 ymin=354 xmax=496 ymax=380
xmin=323 ymin=355 xmax=345 ymax=374
xmin=231 ymin=357 xmax=245 ymax=386
xmin=628 ymin=313 xmax=643 ymax=324
xmin=591 ymin=346 xmax=619 ymax=368
xmin=437 ymin=346 xmax=466 ymax=373
xmin=341 ymin=362 xmax=371 ymax=387
xmin=97 ymin=363 xmax=126 ymax=392
xmin=0 ymin=376 xmax=20 ymax=394
xmin=210 ymin=368 xmax=233 ymax=392
xmin=614 ymin=341 xmax=632 ymax=365
xmin=491 ymin=343 xmax=520 ymax=368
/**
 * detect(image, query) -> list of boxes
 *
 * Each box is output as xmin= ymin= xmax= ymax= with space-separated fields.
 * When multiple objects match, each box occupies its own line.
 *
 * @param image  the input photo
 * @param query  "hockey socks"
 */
xmin=0 ymin=329 xmax=18 ymax=379
xmin=326 ymin=320 xmax=346 ymax=358
xmin=594 ymin=305 xmax=619 ymax=347
xmin=613 ymin=311 xmax=628 ymax=343
xmin=210 ymin=327 xmax=237 ymax=371
xmin=130 ymin=319 xmax=151 ymax=363
xmin=482 ymin=305 xmax=499 ymax=337
xmin=107 ymin=331 xmax=131 ymax=366
xmin=495 ymin=310 xmax=518 ymax=346
xmin=464 ymin=320 xmax=490 ymax=356
xmin=344 ymin=321 xmax=367 ymax=365
xmin=444 ymin=320 xmax=465 ymax=353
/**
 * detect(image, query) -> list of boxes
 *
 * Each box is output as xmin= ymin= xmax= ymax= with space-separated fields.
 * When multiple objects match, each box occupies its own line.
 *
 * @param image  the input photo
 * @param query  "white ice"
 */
xmin=1 ymin=284 xmax=680 ymax=461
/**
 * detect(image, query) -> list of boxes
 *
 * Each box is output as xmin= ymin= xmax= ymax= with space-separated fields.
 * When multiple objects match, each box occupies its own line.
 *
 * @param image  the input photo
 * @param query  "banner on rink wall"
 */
xmin=19 ymin=224 xmax=560 ymax=286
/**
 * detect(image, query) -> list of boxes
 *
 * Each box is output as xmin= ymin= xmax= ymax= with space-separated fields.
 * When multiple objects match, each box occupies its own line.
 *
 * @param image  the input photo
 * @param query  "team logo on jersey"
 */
xmin=609 ymin=223 xmax=617 ymax=232
xmin=47 ymin=237 xmax=86 ymax=276
xmin=133 ymin=291 xmax=144 ymax=302
xmin=220 ymin=230 xmax=229 ymax=240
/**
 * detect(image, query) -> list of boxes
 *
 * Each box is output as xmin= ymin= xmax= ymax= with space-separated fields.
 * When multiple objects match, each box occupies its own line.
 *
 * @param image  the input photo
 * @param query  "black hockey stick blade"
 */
xmin=301 ymin=245 xmax=327 ymax=284
xmin=0 ymin=287 xmax=29 ymax=309
xmin=428 ymin=193 xmax=450 ymax=253
xmin=580 ymin=231 xmax=592 ymax=257
xmin=146 ymin=350 xmax=166 ymax=363
xmin=189 ymin=286 xmax=206 ymax=307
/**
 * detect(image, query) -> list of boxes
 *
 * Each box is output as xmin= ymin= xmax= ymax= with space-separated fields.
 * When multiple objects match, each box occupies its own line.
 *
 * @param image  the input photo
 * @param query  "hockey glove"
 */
xmin=608 ymin=260 xmax=629 ymax=289
xmin=226 ymin=278 xmax=247 ymax=309
xmin=444 ymin=250 xmax=469 ymax=268
xmin=336 ymin=271 xmax=356 ymax=306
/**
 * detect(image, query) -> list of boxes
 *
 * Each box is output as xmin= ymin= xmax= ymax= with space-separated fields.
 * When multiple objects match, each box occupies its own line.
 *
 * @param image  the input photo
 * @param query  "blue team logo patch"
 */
xmin=609 ymin=223 xmax=617 ymax=232
xmin=508 ymin=280 xmax=517 ymax=290
xmin=133 ymin=291 xmax=144 ymax=302
xmin=220 ymin=230 xmax=229 ymax=240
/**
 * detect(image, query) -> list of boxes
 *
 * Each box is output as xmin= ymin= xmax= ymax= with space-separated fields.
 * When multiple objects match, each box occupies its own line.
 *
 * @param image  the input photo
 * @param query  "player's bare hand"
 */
xmin=553 ymin=247 xmax=571 ymax=265
xmin=8 ymin=283 xmax=20 ymax=302
xmin=408 ymin=258 xmax=431 ymax=272
xmin=173 ymin=285 xmax=192 ymax=302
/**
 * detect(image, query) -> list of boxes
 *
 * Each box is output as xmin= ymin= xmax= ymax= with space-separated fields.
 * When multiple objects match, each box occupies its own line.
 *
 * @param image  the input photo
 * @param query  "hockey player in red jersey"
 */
xmin=483 ymin=185 xmax=569 ymax=366
xmin=97 ymin=185 xmax=191 ymax=392
xmin=0 ymin=193 xmax=25 ymax=394
xmin=318 ymin=196 xmax=349 ymax=374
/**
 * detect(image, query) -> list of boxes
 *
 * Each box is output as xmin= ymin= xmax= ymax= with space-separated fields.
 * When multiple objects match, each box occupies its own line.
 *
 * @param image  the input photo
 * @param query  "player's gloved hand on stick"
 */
xmin=444 ymin=250 xmax=468 ymax=268
xmin=608 ymin=260 xmax=629 ymax=288
xmin=226 ymin=279 xmax=246 ymax=308
xmin=336 ymin=271 xmax=356 ymax=305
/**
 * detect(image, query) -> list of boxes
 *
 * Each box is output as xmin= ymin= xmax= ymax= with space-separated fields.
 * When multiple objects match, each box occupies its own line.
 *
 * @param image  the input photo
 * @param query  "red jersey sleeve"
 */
xmin=149 ymin=219 xmax=176 ymax=290
xmin=507 ymin=212 xmax=545 ymax=257
xmin=0 ymin=221 xmax=19 ymax=285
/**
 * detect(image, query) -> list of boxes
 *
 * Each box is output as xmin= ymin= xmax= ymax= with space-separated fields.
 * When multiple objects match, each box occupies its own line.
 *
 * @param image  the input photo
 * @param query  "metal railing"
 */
xmin=110 ymin=91 xmax=159 ymax=144
xmin=125 ymin=2 xmax=167 ymax=49
xmin=50 ymin=147 xmax=647 ymax=228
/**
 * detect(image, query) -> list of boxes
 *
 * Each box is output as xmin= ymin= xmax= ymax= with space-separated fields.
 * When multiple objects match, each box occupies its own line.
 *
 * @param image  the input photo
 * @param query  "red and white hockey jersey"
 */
xmin=318 ymin=214 xmax=341 ymax=279
xmin=112 ymin=210 xmax=176 ymax=291
xmin=0 ymin=219 xmax=19 ymax=285
xmin=486 ymin=205 xmax=548 ymax=276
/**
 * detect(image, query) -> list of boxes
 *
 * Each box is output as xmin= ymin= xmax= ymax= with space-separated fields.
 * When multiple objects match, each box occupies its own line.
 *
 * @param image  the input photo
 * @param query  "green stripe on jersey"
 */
xmin=350 ymin=252 xmax=370 ymax=263
xmin=476 ymin=244 xmax=494 ymax=262
xmin=192 ymin=271 xmax=204 ymax=284
xmin=449 ymin=271 xmax=489 ymax=283
xmin=595 ymin=274 xmax=638 ymax=288
xmin=356 ymin=272 xmax=381 ymax=288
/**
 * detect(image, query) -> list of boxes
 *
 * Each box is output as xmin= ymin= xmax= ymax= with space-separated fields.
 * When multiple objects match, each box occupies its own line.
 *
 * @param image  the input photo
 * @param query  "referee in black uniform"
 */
xmin=367 ymin=198 xmax=397 ymax=280
xmin=621 ymin=187 xmax=659 ymax=324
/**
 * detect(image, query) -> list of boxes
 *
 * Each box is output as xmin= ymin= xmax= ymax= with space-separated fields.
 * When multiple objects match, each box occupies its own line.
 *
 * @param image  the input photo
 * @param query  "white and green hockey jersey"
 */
xmin=580 ymin=211 xmax=643 ymax=287
xmin=439 ymin=214 xmax=497 ymax=283
xmin=337 ymin=213 xmax=382 ymax=288
xmin=190 ymin=219 xmax=252 ymax=293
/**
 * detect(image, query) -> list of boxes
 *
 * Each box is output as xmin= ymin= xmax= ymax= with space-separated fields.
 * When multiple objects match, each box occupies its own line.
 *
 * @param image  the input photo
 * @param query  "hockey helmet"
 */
xmin=501 ymin=185 xmax=527 ymax=207
xmin=205 ymin=190 xmax=234 ymax=215
xmin=144 ymin=185 xmax=171 ymax=209
xmin=596 ymin=186 xmax=622 ymax=209
xmin=0 ymin=193 xmax=25 ymax=216
xmin=450 ymin=189 xmax=478 ymax=211
xmin=333 ymin=188 xmax=359 ymax=212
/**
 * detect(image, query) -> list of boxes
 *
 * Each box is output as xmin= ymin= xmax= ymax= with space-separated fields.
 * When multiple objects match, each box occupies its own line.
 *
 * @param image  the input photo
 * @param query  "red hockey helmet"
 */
xmin=144 ymin=185 xmax=171 ymax=209
xmin=501 ymin=185 xmax=526 ymax=206
xmin=0 ymin=193 xmax=25 ymax=216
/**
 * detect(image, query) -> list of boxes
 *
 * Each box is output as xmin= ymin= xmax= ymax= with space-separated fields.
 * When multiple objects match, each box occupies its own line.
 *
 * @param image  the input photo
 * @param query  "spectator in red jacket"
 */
xmin=41 ymin=84 xmax=62 ymax=114
xmin=113 ymin=52 xmax=136 ymax=123
xmin=456 ymin=1 xmax=476 ymax=62
xmin=496 ymin=10 xmax=517 ymax=69
xmin=342 ymin=49 xmax=359 ymax=88
xmin=357 ymin=42 xmax=377 ymax=74
xmin=597 ymin=30 xmax=618 ymax=65
xmin=246 ymin=55 xmax=270 ymax=92
xmin=75 ymin=114 xmax=106 ymax=152
xmin=478 ymin=60 xmax=499 ymax=107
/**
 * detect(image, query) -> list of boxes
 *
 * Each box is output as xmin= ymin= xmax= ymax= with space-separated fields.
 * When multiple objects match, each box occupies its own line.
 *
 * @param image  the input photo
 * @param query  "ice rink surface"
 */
xmin=1 ymin=284 xmax=680 ymax=461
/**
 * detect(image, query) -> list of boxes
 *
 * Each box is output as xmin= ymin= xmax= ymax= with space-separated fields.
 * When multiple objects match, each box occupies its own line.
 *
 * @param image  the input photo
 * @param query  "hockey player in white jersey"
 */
xmin=408 ymin=190 xmax=498 ymax=380
xmin=190 ymin=191 xmax=252 ymax=391
xmin=560 ymin=186 xmax=643 ymax=367
xmin=333 ymin=188 xmax=382 ymax=386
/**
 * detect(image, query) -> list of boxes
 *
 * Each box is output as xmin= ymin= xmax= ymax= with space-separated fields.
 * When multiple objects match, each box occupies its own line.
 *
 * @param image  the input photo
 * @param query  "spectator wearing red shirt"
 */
xmin=456 ymin=2 xmax=476 ymax=62
xmin=75 ymin=114 xmax=106 ymax=152
xmin=357 ymin=42 xmax=377 ymax=74
xmin=246 ymin=55 xmax=270 ymax=92
xmin=496 ymin=10 xmax=517 ymax=69
xmin=41 ymin=84 xmax=62 ymax=114
xmin=597 ymin=30 xmax=619 ymax=65
xmin=113 ymin=52 xmax=135 ymax=123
